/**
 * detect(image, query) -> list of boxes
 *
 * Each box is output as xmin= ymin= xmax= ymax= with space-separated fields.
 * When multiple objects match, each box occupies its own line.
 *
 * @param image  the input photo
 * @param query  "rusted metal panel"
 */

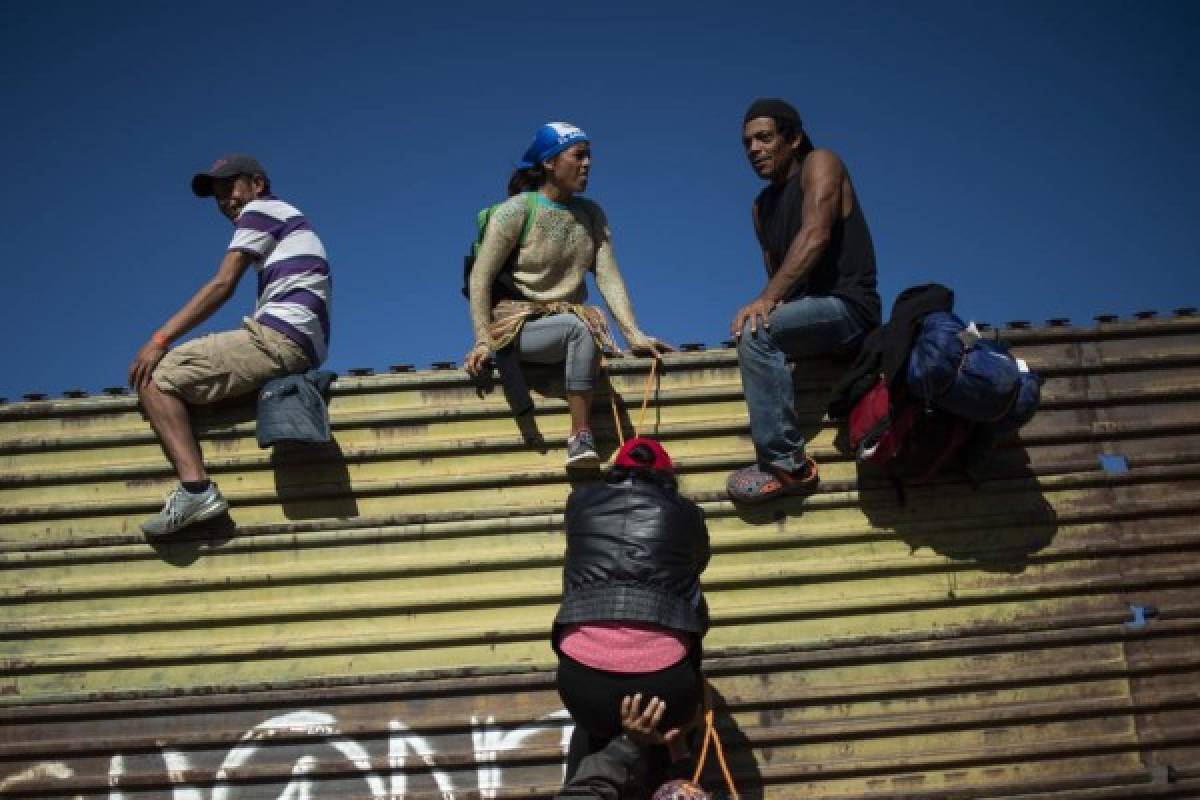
xmin=2 ymin=316 xmax=1199 ymax=797
xmin=1 ymin=622 xmax=1196 ymax=797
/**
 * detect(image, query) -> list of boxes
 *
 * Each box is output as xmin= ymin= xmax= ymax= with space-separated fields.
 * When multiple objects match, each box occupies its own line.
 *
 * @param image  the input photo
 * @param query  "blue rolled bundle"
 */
xmin=907 ymin=311 xmax=967 ymax=401
xmin=939 ymin=340 xmax=1021 ymax=421
xmin=992 ymin=369 xmax=1042 ymax=433
xmin=907 ymin=311 xmax=1027 ymax=423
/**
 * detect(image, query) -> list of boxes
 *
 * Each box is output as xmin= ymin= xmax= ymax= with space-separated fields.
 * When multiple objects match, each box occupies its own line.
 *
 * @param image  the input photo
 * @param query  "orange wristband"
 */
xmin=151 ymin=332 xmax=171 ymax=349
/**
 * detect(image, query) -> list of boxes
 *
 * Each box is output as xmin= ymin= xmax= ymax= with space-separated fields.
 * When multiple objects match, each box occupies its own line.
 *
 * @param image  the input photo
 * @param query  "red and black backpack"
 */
xmin=848 ymin=374 xmax=973 ymax=504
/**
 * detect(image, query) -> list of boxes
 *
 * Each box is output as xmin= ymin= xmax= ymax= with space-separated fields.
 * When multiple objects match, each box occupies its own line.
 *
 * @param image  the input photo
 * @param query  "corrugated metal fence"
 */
xmin=2 ymin=315 xmax=1198 ymax=798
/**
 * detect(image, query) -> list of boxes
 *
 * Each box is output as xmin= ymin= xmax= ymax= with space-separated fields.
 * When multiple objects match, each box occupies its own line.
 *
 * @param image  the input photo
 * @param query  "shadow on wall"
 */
xmin=471 ymin=363 xmax=559 ymax=453
xmin=698 ymin=684 xmax=764 ymax=800
xmin=855 ymin=438 xmax=1058 ymax=574
xmin=143 ymin=383 xmax=359 ymax=567
xmin=144 ymin=437 xmax=362 ymax=566
xmin=720 ymin=344 xmax=1058 ymax=571
xmin=472 ymin=361 xmax=656 ymax=463
xmin=507 ymin=364 xmax=577 ymax=454
xmin=271 ymin=439 xmax=360 ymax=520
xmin=145 ymin=511 xmax=237 ymax=567
xmin=728 ymin=432 xmax=1058 ymax=575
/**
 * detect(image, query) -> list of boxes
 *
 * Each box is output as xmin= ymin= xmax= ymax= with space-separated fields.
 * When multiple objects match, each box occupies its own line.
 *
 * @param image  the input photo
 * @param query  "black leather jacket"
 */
xmin=553 ymin=472 xmax=710 ymax=645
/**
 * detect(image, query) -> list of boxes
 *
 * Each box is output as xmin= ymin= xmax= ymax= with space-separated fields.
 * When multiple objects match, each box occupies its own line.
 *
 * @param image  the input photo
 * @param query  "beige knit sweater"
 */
xmin=468 ymin=192 xmax=646 ymax=349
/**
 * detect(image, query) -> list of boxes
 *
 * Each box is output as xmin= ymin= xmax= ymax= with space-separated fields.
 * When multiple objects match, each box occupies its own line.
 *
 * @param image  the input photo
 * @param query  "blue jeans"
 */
xmin=737 ymin=295 xmax=865 ymax=472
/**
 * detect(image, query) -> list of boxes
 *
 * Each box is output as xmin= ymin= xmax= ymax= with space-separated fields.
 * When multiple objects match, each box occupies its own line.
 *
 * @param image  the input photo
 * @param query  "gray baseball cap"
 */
xmin=191 ymin=154 xmax=268 ymax=197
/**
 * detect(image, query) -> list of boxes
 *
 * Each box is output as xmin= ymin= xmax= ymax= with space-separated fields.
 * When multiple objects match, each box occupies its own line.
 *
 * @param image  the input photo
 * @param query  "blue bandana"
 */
xmin=517 ymin=122 xmax=589 ymax=169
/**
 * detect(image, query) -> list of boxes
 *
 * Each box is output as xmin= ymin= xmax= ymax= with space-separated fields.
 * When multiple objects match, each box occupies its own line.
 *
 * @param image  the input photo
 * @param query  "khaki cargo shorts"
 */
xmin=153 ymin=318 xmax=311 ymax=405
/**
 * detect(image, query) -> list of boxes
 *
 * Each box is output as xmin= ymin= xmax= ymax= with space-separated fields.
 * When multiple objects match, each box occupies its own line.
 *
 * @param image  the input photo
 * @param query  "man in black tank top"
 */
xmin=726 ymin=98 xmax=882 ymax=504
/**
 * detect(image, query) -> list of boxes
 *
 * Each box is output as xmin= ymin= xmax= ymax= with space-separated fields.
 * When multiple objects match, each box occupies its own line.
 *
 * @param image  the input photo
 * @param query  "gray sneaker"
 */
xmin=141 ymin=483 xmax=229 ymax=536
xmin=565 ymin=429 xmax=600 ymax=468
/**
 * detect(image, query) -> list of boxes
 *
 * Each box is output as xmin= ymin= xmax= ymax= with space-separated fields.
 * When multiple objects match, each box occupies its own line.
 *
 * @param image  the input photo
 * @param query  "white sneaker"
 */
xmin=141 ymin=483 xmax=229 ymax=536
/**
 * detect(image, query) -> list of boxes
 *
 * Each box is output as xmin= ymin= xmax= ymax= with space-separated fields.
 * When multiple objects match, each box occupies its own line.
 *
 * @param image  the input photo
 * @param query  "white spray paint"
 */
xmin=277 ymin=755 xmax=317 ymax=800
xmin=161 ymin=749 xmax=204 ymax=800
xmin=0 ymin=761 xmax=77 ymax=798
xmin=387 ymin=719 xmax=457 ymax=799
xmin=211 ymin=711 xmax=386 ymax=800
xmin=0 ymin=706 xmax=576 ymax=800
xmin=471 ymin=709 xmax=573 ymax=799
xmin=107 ymin=754 xmax=124 ymax=800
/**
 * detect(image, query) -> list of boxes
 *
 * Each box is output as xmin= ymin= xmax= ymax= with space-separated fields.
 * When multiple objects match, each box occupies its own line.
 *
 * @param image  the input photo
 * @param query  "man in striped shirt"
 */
xmin=127 ymin=155 xmax=332 ymax=535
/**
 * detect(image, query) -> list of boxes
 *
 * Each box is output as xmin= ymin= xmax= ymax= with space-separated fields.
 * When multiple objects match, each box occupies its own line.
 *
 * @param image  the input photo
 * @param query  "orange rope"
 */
xmin=608 ymin=356 xmax=661 ymax=447
xmin=691 ymin=681 xmax=740 ymax=799
xmin=636 ymin=356 xmax=659 ymax=436
xmin=608 ymin=359 xmax=736 ymax=795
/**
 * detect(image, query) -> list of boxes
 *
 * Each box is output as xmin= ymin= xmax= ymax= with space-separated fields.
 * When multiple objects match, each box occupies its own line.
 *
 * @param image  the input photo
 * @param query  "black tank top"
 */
xmin=754 ymin=159 xmax=882 ymax=328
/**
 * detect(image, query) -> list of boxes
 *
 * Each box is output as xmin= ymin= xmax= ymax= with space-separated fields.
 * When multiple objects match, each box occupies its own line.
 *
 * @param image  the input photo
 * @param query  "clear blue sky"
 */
xmin=2 ymin=1 xmax=1197 ymax=401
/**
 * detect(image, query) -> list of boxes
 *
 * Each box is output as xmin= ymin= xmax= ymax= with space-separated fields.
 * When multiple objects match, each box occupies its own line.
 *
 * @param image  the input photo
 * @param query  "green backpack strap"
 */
xmin=475 ymin=192 xmax=538 ymax=253
xmin=464 ymin=193 xmax=541 ymax=300
xmin=471 ymin=206 xmax=494 ymax=259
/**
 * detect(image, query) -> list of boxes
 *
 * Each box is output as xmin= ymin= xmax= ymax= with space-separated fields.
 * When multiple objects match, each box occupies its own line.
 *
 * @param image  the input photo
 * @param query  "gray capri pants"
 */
xmin=516 ymin=313 xmax=599 ymax=392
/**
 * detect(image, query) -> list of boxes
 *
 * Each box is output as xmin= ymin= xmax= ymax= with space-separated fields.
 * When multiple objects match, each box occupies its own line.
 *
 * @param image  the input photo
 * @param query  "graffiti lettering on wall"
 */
xmin=0 ymin=709 xmax=575 ymax=799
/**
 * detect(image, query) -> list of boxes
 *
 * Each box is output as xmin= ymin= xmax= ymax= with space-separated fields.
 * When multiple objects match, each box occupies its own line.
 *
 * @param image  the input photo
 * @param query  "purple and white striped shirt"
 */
xmin=228 ymin=196 xmax=331 ymax=366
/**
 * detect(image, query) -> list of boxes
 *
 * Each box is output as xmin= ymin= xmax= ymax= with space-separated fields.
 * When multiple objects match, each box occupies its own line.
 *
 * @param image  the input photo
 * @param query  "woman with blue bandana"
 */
xmin=464 ymin=122 xmax=673 ymax=468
